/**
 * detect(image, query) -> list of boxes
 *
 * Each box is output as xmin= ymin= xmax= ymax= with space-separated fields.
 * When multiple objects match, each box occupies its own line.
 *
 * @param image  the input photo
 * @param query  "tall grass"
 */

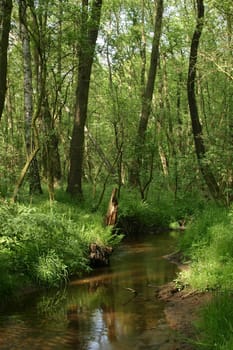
xmin=195 ymin=293 xmax=233 ymax=349
xmin=178 ymin=204 xmax=233 ymax=291
xmin=177 ymin=203 xmax=233 ymax=349
xmin=0 ymin=198 xmax=122 ymax=298
xmin=0 ymin=184 xmax=205 ymax=299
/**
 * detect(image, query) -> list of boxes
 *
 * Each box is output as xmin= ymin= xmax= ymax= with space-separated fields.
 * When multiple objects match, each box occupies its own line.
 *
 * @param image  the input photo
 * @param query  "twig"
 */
xmin=124 ymin=287 xmax=137 ymax=294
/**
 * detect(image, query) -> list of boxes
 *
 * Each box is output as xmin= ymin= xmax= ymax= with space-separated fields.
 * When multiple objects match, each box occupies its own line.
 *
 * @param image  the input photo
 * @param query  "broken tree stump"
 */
xmin=89 ymin=243 xmax=113 ymax=267
xmin=105 ymin=187 xmax=118 ymax=226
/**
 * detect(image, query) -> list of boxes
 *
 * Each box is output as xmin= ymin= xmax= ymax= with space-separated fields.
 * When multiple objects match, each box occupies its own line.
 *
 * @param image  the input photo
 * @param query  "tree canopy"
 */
xmin=0 ymin=0 xmax=232 ymax=204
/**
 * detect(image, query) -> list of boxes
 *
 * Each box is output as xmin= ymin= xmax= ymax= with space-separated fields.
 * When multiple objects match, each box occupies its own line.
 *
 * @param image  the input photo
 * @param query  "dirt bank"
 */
xmin=157 ymin=251 xmax=213 ymax=350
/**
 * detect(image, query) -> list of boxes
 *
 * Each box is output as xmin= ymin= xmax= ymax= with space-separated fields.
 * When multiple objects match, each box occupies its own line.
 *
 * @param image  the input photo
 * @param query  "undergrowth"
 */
xmin=195 ymin=293 xmax=233 ymax=350
xmin=0 ymin=198 xmax=122 ymax=299
xmin=0 ymin=184 xmax=203 ymax=301
xmin=117 ymin=187 xmax=203 ymax=233
xmin=177 ymin=203 xmax=233 ymax=349
xmin=177 ymin=203 xmax=233 ymax=291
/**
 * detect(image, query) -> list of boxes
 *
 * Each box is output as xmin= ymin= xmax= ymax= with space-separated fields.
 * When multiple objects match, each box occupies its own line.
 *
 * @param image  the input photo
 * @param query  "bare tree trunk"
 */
xmin=0 ymin=0 xmax=12 ymax=120
xmin=106 ymin=36 xmax=124 ymax=191
xmin=67 ymin=0 xmax=103 ymax=197
xmin=28 ymin=0 xmax=62 ymax=199
xmin=40 ymin=95 xmax=62 ymax=201
xmin=129 ymin=0 xmax=164 ymax=188
xmin=187 ymin=0 xmax=221 ymax=201
xmin=19 ymin=0 xmax=42 ymax=195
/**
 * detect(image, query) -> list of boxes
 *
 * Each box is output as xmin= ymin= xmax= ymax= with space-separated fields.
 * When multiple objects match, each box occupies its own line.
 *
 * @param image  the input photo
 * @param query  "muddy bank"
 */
xmin=157 ymin=252 xmax=213 ymax=350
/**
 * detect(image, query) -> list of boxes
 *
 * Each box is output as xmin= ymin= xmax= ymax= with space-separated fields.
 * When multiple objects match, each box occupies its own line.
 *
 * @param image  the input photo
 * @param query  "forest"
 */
xmin=0 ymin=0 xmax=233 ymax=349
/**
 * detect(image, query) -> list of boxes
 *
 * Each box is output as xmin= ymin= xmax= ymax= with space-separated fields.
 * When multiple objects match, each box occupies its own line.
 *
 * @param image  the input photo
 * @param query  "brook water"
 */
xmin=0 ymin=233 xmax=178 ymax=349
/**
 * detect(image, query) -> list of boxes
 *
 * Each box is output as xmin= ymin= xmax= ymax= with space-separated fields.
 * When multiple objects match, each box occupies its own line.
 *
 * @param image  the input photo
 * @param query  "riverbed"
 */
xmin=0 ymin=232 xmax=179 ymax=349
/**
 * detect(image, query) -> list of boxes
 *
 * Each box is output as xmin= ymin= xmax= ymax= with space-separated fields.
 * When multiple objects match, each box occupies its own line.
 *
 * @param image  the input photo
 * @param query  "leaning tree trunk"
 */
xmin=129 ymin=0 xmax=164 ymax=190
xmin=0 ymin=0 xmax=12 ymax=121
xmin=187 ymin=0 xmax=221 ymax=201
xmin=11 ymin=147 xmax=40 ymax=203
xmin=67 ymin=0 xmax=103 ymax=197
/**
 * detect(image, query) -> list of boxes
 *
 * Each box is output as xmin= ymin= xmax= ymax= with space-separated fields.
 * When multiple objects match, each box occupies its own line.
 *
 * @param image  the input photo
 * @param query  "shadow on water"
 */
xmin=0 ymin=232 xmax=179 ymax=350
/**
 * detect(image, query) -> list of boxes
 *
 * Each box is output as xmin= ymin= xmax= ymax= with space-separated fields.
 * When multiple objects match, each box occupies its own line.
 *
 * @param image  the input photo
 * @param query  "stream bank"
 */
xmin=0 ymin=232 xmax=180 ymax=350
xmin=158 ymin=252 xmax=213 ymax=350
xmin=0 ymin=228 xmax=212 ymax=350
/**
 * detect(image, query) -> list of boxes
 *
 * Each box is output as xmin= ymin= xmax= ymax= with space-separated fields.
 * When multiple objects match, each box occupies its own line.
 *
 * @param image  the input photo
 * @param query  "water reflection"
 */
xmin=0 ymin=233 xmax=178 ymax=350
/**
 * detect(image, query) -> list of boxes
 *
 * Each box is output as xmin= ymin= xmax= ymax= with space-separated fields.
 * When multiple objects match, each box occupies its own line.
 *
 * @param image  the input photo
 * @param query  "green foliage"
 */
xmin=118 ymin=189 xmax=169 ymax=229
xmin=35 ymin=250 xmax=68 ymax=287
xmin=178 ymin=204 xmax=228 ymax=255
xmin=0 ymin=199 xmax=122 ymax=294
xmin=176 ymin=203 xmax=233 ymax=349
xmin=0 ymin=249 xmax=18 ymax=299
xmin=195 ymin=293 xmax=233 ymax=350
xmin=117 ymin=187 xmax=205 ymax=235
xmin=178 ymin=204 xmax=233 ymax=291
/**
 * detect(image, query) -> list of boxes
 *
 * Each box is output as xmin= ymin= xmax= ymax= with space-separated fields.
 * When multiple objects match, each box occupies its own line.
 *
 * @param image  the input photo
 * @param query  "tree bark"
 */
xmin=28 ymin=0 xmax=62 ymax=199
xmin=0 ymin=0 xmax=12 ymax=120
xmin=19 ymin=0 xmax=42 ymax=195
xmin=67 ymin=0 xmax=103 ymax=197
xmin=129 ymin=0 xmax=164 ymax=188
xmin=187 ymin=0 xmax=220 ymax=200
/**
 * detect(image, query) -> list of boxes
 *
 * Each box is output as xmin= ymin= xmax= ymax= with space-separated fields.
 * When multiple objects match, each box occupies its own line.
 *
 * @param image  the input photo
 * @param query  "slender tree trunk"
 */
xmin=67 ymin=0 xmax=103 ymax=197
xmin=187 ymin=0 xmax=220 ymax=200
xmin=106 ymin=35 xmax=124 ymax=190
xmin=28 ymin=0 xmax=61 ymax=199
xmin=0 ymin=0 xmax=12 ymax=120
xmin=19 ymin=0 xmax=42 ymax=195
xmin=41 ymin=97 xmax=61 ymax=200
xmin=129 ymin=0 xmax=164 ymax=188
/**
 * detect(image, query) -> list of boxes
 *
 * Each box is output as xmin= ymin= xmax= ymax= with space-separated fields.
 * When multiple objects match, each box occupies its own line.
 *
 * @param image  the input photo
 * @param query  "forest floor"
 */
xmin=156 ymin=252 xmax=213 ymax=350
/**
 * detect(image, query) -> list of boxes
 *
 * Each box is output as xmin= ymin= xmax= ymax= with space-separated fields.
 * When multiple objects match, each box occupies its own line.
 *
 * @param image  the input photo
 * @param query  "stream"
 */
xmin=0 ymin=232 xmax=179 ymax=350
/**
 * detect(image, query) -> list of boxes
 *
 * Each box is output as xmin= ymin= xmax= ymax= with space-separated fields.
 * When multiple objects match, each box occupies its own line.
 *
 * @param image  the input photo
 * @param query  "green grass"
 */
xmin=0 ymin=196 xmax=123 ymax=298
xmin=177 ymin=204 xmax=233 ymax=291
xmin=176 ymin=203 xmax=233 ymax=349
xmin=0 ymin=183 xmax=205 ymax=300
xmin=195 ymin=293 xmax=233 ymax=349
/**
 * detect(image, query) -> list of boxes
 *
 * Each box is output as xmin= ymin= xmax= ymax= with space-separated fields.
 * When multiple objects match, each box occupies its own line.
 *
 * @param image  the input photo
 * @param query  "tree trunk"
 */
xmin=187 ymin=0 xmax=221 ymax=200
xmin=67 ymin=0 xmax=103 ymax=197
xmin=28 ymin=0 xmax=62 ymax=199
xmin=19 ymin=0 xmax=42 ymax=195
xmin=0 ymin=0 xmax=12 ymax=120
xmin=129 ymin=0 xmax=164 ymax=188
xmin=41 ymin=97 xmax=62 ymax=200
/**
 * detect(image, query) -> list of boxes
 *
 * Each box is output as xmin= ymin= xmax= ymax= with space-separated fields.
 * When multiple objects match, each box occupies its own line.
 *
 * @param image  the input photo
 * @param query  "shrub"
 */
xmin=0 ymin=200 xmax=121 ymax=291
